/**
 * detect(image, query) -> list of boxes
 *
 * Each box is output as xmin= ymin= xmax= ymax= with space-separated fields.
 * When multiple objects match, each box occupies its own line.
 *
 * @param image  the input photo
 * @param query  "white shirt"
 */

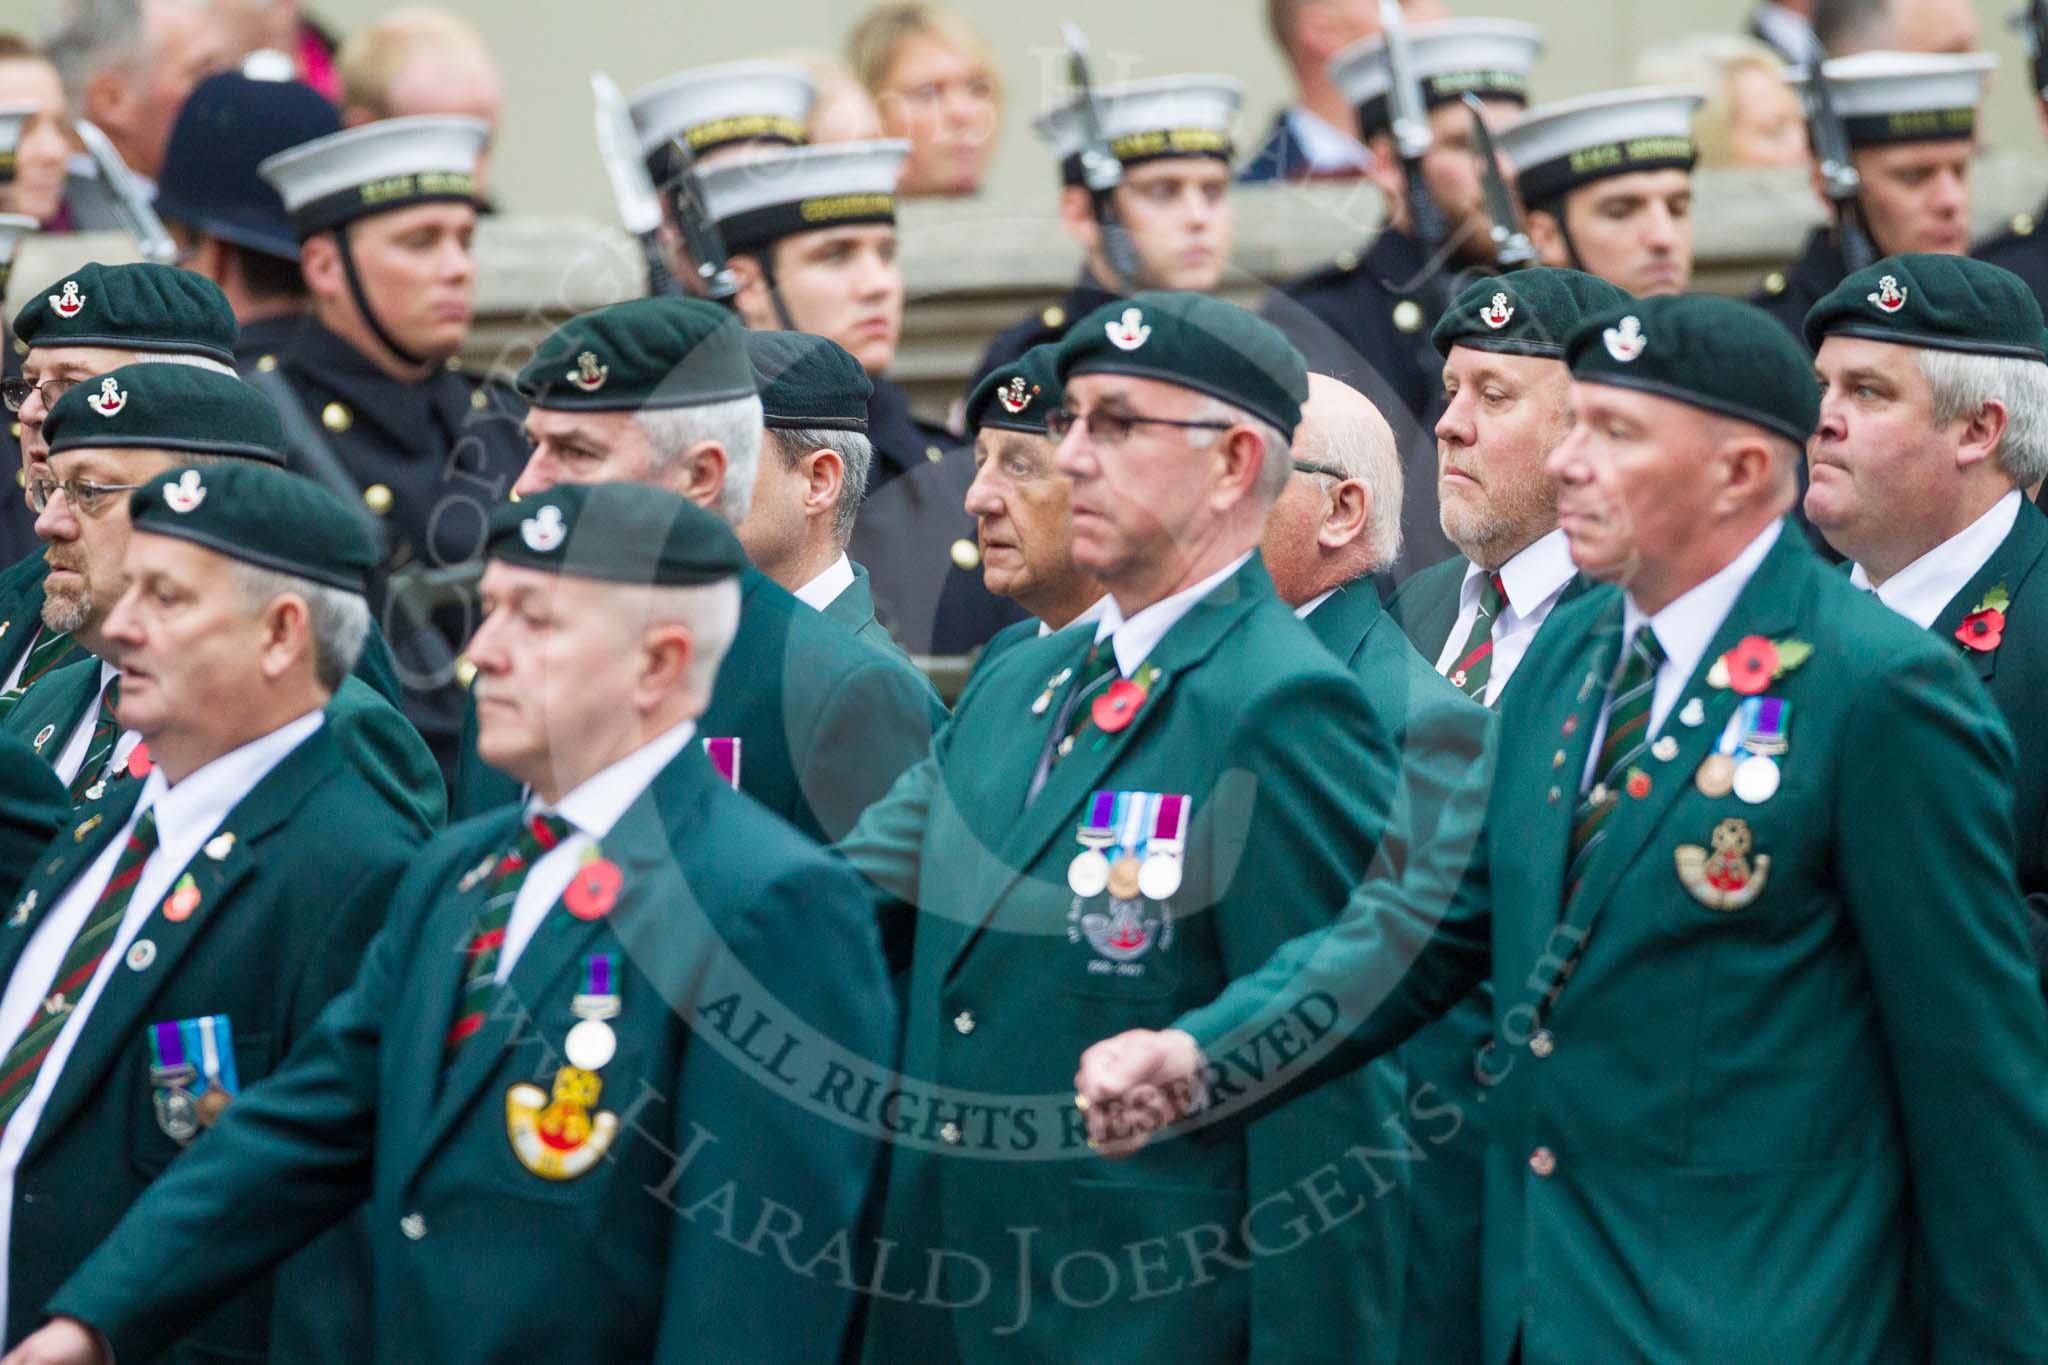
xmin=0 ymin=630 xmax=40 ymax=694
xmin=1432 ymin=529 xmax=1579 ymax=705
xmin=1093 ymin=552 xmax=1254 ymax=677
xmin=1849 ymin=490 xmax=2022 ymax=630
xmin=0 ymin=709 xmax=322 ymax=1329
xmin=497 ymin=721 xmax=697 ymax=983
xmin=47 ymin=661 xmax=143 ymax=790
xmin=1037 ymin=596 xmax=1111 ymax=639
xmin=1286 ymin=106 xmax=1374 ymax=176
xmin=792 ymin=554 xmax=857 ymax=613
xmin=1295 ymin=587 xmax=1338 ymax=620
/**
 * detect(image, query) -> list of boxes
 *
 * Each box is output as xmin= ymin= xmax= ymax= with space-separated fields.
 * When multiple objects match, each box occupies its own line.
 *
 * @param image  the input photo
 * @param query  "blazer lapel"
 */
xmin=22 ymin=730 xmax=334 ymax=1162
xmin=1930 ymin=499 xmax=2048 ymax=686
xmin=0 ymin=786 xmax=142 ymax=983
xmin=1303 ymin=581 xmax=1379 ymax=668
xmin=1525 ymin=604 xmax=1626 ymax=916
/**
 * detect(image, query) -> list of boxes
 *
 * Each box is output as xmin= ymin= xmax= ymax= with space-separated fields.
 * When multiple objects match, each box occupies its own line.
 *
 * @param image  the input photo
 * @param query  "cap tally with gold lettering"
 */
xmin=1034 ymin=75 xmax=1244 ymax=186
xmin=698 ymin=140 xmax=909 ymax=255
xmin=629 ymin=60 xmax=815 ymax=186
xmin=1496 ymin=85 xmax=1705 ymax=209
xmin=1786 ymin=50 xmax=1994 ymax=149
xmin=1330 ymin=19 xmax=1545 ymax=139
xmin=259 ymin=114 xmax=487 ymax=240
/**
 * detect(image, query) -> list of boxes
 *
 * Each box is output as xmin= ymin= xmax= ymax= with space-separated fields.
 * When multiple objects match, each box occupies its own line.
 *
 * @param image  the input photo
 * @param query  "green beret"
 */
xmin=45 ymin=364 xmax=286 ymax=464
xmin=129 ymin=463 xmax=376 ymax=593
xmin=744 ymin=331 xmax=871 ymax=431
xmin=1433 ymin=267 xmax=1634 ymax=359
xmin=485 ymin=482 xmax=746 ymax=586
xmin=1803 ymin=253 xmax=2048 ymax=362
xmin=515 ymin=297 xmax=757 ymax=412
xmin=1567 ymin=294 xmax=1818 ymax=444
xmin=1057 ymin=291 xmax=1308 ymax=438
xmin=12 ymin=262 xmax=237 ymax=364
xmin=966 ymin=342 xmax=1063 ymax=435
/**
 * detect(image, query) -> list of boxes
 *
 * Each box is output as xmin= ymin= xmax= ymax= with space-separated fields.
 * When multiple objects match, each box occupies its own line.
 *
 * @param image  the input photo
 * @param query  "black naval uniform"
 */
xmin=1273 ymin=227 xmax=1459 ymax=576
xmin=0 ymin=336 xmax=33 ymax=567
xmin=251 ymin=317 xmax=528 ymax=777
xmin=233 ymin=314 xmax=305 ymax=371
xmin=853 ymin=378 xmax=1026 ymax=655
xmin=969 ymin=273 xmax=1118 ymax=389
xmin=1977 ymin=201 xmax=2048 ymax=317
xmin=1749 ymin=226 xmax=1846 ymax=345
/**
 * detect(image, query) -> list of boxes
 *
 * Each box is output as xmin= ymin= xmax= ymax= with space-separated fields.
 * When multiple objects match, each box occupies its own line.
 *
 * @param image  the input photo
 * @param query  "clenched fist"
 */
xmin=1073 ymin=1027 xmax=1206 ymax=1156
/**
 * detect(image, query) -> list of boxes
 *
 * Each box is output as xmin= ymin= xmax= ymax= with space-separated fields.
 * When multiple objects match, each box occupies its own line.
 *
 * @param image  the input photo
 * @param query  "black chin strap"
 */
xmin=336 ymin=224 xmax=428 ymax=370
xmin=1547 ymin=203 xmax=1587 ymax=275
xmin=751 ymin=249 xmax=802 ymax=333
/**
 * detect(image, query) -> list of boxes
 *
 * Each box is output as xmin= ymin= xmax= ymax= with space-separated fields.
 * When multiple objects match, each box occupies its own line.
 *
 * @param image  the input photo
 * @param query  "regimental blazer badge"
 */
xmin=1674 ymin=817 xmax=1771 ymax=911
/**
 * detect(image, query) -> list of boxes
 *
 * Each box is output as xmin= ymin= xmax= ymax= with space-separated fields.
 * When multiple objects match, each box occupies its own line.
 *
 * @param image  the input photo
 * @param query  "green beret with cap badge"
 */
xmin=744 ymin=331 xmax=871 ymax=431
xmin=1433 ymin=267 xmax=1634 ymax=359
xmin=485 ymin=482 xmax=746 ymax=586
xmin=516 ymin=297 xmax=757 ymax=413
xmin=12 ymin=262 xmax=238 ymax=364
xmin=1804 ymin=253 xmax=2048 ymax=362
xmin=129 ymin=462 xmax=377 ymax=593
xmin=965 ymin=342 xmax=1062 ymax=435
xmin=44 ymin=363 xmax=286 ymax=465
xmin=1057 ymin=291 xmax=1309 ymax=439
xmin=1567 ymin=293 xmax=1819 ymax=444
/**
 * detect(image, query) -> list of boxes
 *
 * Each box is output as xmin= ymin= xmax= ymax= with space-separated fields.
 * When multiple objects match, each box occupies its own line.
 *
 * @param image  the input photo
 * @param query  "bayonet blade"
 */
xmin=1464 ymin=94 xmax=1532 ymax=269
xmin=72 ymin=119 xmax=175 ymax=264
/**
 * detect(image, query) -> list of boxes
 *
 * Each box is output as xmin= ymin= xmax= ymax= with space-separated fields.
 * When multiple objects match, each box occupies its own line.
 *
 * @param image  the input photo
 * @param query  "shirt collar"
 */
xmin=1038 ymin=595 xmax=1111 ymax=638
xmin=1623 ymin=520 xmax=1783 ymax=684
xmin=1093 ymin=551 xmax=1255 ymax=677
xmin=529 ymin=719 xmax=698 ymax=840
xmin=1286 ymin=106 xmax=1374 ymax=173
xmin=1295 ymin=587 xmax=1338 ymax=620
xmin=1849 ymin=489 xmax=2022 ymax=630
xmin=1462 ymin=527 xmax=1578 ymax=620
xmin=135 ymin=709 xmax=324 ymax=847
xmin=792 ymin=553 xmax=857 ymax=612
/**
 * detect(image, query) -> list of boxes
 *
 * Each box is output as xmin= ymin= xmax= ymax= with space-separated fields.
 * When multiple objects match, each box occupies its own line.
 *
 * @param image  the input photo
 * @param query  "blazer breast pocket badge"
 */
xmin=1066 ymin=791 xmax=1188 ymax=978
xmin=507 ymin=953 xmax=622 ymax=1180
xmin=147 ymin=1014 xmax=239 ymax=1143
xmin=1675 ymin=817 xmax=1771 ymax=912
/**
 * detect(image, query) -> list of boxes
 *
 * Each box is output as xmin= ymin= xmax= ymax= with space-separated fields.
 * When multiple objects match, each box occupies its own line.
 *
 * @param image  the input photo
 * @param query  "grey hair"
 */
xmin=767 ymin=426 xmax=873 ymax=549
xmin=225 ymin=561 xmax=371 ymax=693
xmin=633 ymin=395 xmax=765 ymax=525
xmin=1918 ymin=349 xmax=2048 ymax=489
xmin=1297 ymin=395 xmax=1405 ymax=572
xmin=1186 ymin=397 xmax=1292 ymax=506
xmin=43 ymin=0 xmax=152 ymax=105
xmin=643 ymin=578 xmax=742 ymax=705
xmin=144 ymin=353 xmax=238 ymax=377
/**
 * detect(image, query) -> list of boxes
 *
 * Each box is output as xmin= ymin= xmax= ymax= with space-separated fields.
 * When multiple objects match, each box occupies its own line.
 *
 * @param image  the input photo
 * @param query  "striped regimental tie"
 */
xmin=0 ymin=628 xmax=82 ymax=723
xmin=67 ymin=677 xmax=121 ymax=804
xmin=1563 ymin=626 xmax=1665 ymax=903
xmin=0 ymin=810 xmax=159 ymax=1133
xmin=1446 ymin=572 xmax=1509 ymax=703
xmin=442 ymin=813 xmax=572 ymax=1067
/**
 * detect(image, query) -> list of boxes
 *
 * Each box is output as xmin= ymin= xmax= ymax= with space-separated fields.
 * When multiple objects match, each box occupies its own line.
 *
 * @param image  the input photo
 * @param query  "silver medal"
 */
xmin=1068 ymin=848 xmax=1110 ymax=898
xmin=1732 ymin=754 xmax=1780 ymax=804
xmin=1137 ymin=853 xmax=1182 ymax=901
xmin=564 ymin=1017 xmax=616 ymax=1072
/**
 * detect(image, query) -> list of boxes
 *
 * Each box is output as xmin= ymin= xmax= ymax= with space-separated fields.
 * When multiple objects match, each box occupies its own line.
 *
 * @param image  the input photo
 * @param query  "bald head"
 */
xmin=1260 ymin=374 xmax=1405 ymax=606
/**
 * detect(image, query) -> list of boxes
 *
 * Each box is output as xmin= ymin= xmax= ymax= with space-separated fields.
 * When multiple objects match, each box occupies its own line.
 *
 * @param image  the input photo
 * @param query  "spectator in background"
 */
xmin=1638 ymin=35 xmax=1809 ymax=170
xmin=1240 ymin=0 xmax=1446 ymax=184
xmin=1814 ymin=0 xmax=1979 ymax=55
xmin=210 ymin=0 xmax=341 ymax=99
xmin=337 ymin=7 xmax=504 ymax=192
xmin=44 ymin=0 xmax=230 ymax=193
xmin=847 ymin=3 xmax=1000 ymax=197
xmin=0 ymin=38 xmax=70 ymax=224
xmin=791 ymin=51 xmax=884 ymax=143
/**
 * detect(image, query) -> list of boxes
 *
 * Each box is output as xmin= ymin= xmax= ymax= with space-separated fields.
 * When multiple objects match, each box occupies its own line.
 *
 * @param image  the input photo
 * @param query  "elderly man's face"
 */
xmin=515 ymin=407 xmax=659 ymax=497
xmin=965 ymin=426 xmax=1078 ymax=604
xmin=33 ymin=446 xmax=180 ymax=645
xmin=127 ymin=0 xmax=233 ymax=178
xmin=15 ymin=346 xmax=144 ymax=473
xmin=1808 ymin=334 xmax=1972 ymax=548
xmin=1547 ymin=381 xmax=1717 ymax=588
xmin=1433 ymin=346 xmax=1570 ymax=568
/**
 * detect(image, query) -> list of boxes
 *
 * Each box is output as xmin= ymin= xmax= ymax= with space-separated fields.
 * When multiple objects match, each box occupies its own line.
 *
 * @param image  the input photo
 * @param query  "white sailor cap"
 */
xmin=259 ymin=114 xmax=487 ymax=240
xmin=1787 ymin=50 xmax=1995 ymax=148
xmin=1329 ymin=20 xmax=1546 ymax=137
xmin=699 ymin=139 xmax=909 ymax=254
xmin=1496 ymin=85 xmax=1704 ymax=208
xmin=628 ymin=60 xmax=815 ymax=184
xmin=0 ymin=103 xmax=34 ymax=186
xmin=1033 ymin=75 xmax=1244 ymax=185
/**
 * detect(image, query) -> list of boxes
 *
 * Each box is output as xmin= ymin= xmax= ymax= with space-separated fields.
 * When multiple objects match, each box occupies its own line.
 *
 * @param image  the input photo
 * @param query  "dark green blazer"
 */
xmin=821 ymin=560 xmax=914 ymax=661
xmin=1180 ymin=525 xmax=2048 ymax=1363
xmin=0 ymin=732 xmax=65 ymax=907
xmin=4 ymin=658 xmax=445 ymax=834
xmin=1386 ymin=553 xmax=1596 ymax=699
xmin=1927 ymin=497 xmax=2048 ymax=896
xmin=1303 ymin=580 xmax=1495 ymax=1365
xmin=838 ymin=555 xmax=1408 ymax=1364
xmin=1 ymin=720 xmax=422 ymax=1358
xmin=49 ymin=743 xmax=896 ymax=1365
xmin=453 ymin=566 xmax=945 ymax=841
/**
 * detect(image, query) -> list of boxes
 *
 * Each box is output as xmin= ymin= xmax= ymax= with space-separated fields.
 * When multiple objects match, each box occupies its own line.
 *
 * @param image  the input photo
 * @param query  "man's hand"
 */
xmin=1073 ymin=1028 xmax=1205 ymax=1157
xmin=2 ymin=1317 xmax=111 ymax=1365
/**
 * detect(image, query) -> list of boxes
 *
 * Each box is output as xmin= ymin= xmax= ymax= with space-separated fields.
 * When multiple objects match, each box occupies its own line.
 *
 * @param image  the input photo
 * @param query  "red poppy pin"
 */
xmin=1625 ymin=769 xmax=1652 ymax=800
xmin=1708 ymin=635 xmax=1813 ymax=695
xmin=1956 ymin=584 xmax=2009 ymax=653
xmin=1092 ymin=679 xmax=1148 ymax=732
xmin=564 ymin=856 xmax=622 ymax=920
xmin=126 ymin=743 xmax=153 ymax=779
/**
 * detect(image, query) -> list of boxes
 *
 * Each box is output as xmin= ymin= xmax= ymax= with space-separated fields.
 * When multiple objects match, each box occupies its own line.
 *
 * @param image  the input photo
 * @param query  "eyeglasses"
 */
xmin=28 ymin=477 xmax=149 ymax=515
xmin=1045 ymin=407 xmax=1233 ymax=447
xmin=1291 ymin=459 xmax=1349 ymax=481
xmin=1 ymin=376 xmax=79 ymax=415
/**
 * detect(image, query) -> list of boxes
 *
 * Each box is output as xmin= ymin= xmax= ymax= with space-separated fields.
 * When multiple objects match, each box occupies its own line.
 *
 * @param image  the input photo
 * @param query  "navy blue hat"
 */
xmin=155 ymin=73 xmax=340 ymax=262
